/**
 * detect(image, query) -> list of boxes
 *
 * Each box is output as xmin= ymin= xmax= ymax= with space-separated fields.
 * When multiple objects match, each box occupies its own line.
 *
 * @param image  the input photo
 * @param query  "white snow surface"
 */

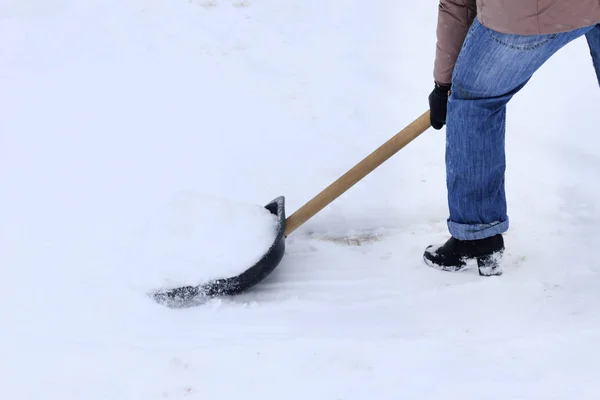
xmin=2 ymin=1 xmax=600 ymax=399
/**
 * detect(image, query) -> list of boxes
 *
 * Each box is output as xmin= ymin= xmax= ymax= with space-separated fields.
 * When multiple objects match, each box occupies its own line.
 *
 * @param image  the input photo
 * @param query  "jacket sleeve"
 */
xmin=433 ymin=0 xmax=477 ymax=85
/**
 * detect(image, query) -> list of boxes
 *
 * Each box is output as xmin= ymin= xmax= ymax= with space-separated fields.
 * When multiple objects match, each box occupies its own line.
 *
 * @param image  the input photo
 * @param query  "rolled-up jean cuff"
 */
xmin=447 ymin=218 xmax=509 ymax=241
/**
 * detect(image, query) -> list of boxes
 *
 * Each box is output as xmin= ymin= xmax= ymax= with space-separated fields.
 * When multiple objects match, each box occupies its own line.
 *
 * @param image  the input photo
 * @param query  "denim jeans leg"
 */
xmin=585 ymin=24 xmax=600 ymax=85
xmin=446 ymin=18 xmax=593 ymax=241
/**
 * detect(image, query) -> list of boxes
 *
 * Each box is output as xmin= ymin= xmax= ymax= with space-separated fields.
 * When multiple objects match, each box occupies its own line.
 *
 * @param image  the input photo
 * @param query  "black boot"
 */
xmin=423 ymin=234 xmax=504 ymax=276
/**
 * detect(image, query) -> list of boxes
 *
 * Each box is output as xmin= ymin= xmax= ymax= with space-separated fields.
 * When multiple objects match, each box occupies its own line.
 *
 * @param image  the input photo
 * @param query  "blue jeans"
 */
xmin=446 ymin=18 xmax=600 ymax=240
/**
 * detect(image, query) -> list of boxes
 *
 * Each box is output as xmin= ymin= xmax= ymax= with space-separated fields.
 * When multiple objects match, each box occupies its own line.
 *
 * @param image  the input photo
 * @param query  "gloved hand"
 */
xmin=428 ymin=82 xmax=451 ymax=130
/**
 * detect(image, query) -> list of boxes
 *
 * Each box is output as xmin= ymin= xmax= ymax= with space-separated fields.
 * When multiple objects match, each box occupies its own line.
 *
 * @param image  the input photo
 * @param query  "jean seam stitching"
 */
xmin=486 ymin=29 xmax=556 ymax=50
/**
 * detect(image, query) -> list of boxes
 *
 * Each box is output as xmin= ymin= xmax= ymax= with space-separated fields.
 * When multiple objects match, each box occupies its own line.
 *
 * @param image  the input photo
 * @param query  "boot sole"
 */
xmin=423 ymin=254 xmax=503 ymax=276
xmin=423 ymin=254 xmax=469 ymax=273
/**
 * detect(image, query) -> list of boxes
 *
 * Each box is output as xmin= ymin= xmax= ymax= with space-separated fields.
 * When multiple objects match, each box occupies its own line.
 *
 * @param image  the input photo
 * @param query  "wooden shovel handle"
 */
xmin=284 ymin=109 xmax=431 ymax=237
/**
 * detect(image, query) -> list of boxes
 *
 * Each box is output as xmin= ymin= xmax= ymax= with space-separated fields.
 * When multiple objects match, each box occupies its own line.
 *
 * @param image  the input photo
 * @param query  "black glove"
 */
xmin=428 ymin=82 xmax=451 ymax=130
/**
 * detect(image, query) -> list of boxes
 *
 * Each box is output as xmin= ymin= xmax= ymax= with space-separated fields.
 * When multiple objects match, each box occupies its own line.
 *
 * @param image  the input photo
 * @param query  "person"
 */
xmin=424 ymin=0 xmax=600 ymax=276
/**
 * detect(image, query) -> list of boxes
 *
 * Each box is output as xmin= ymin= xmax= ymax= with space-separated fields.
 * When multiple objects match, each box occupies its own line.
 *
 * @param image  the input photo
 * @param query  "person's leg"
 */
xmin=425 ymin=18 xmax=594 ymax=275
xmin=585 ymin=24 xmax=600 ymax=85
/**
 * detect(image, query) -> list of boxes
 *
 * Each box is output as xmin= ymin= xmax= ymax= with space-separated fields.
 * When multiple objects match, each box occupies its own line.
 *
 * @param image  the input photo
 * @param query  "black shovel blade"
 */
xmin=151 ymin=196 xmax=287 ymax=307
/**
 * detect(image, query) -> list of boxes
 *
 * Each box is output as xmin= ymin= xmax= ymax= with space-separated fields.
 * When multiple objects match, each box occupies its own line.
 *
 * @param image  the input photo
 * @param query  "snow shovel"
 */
xmin=153 ymin=110 xmax=431 ymax=306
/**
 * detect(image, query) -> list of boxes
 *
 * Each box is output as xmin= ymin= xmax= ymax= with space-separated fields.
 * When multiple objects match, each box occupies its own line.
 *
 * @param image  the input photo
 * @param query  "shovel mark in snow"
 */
xmin=188 ymin=0 xmax=250 ymax=9
xmin=190 ymin=0 xmax=217 ymax=9
xmin=307 ymin=232 xmax=383 ymax=246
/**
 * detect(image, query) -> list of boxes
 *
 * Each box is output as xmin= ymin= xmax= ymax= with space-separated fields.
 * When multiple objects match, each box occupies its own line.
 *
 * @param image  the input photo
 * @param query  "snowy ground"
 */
xmin=2 ymin=1 xmax=600 ymax=399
